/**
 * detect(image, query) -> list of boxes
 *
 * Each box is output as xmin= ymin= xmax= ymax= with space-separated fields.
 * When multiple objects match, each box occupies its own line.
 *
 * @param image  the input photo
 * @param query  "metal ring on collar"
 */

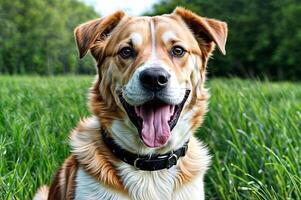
xmin=134 ymin=157 xmax=141 ymax=169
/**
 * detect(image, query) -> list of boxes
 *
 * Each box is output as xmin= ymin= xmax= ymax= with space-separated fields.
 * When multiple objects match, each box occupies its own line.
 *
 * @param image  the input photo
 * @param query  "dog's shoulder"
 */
xmin=69 ymin=116 xmax=127 ymax=194
xmin=48 ymin=155 xmax=78 ymax=200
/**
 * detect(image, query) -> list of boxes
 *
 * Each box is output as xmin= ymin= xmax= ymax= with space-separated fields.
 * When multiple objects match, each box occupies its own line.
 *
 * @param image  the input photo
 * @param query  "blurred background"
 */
xmin=1 ymin=0 xmax=301 ymax=80
xmin=1 ymin=1 xmax=301 ymax=199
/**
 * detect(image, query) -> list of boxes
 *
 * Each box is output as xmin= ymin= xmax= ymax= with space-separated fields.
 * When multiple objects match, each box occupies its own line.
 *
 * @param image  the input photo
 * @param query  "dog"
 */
xmin=34 ymin=7 xmax=227 ymax=200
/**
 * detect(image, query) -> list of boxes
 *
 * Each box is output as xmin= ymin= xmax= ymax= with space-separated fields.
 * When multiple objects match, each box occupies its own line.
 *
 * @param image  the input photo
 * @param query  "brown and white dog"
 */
xmin=34 ymin=7 xmax=227 ymax=200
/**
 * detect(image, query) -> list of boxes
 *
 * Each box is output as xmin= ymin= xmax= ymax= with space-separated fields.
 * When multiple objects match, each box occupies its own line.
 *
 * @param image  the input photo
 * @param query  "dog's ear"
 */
xmin=173 ymin=7 xmax=228 ymax=55
xmin=74 ymin=11 xmax=125 ymax=59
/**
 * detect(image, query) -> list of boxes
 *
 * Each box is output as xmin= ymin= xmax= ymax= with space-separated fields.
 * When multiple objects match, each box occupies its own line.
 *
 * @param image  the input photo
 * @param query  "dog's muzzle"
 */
xmin=119 ymin=90 xmax=190 ymax=148
xmin=120 ymin=66 xmax=190 ymax=148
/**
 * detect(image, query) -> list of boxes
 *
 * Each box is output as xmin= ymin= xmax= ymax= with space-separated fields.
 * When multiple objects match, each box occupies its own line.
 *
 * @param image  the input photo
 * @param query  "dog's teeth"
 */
xmin=170 ymin=105 xmax=175 ymax=115
xmin=135 ymin=107 xmax=140 ymax=116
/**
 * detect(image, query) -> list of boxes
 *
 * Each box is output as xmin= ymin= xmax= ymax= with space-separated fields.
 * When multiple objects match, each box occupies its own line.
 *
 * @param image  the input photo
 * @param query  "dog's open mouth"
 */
xmin=119 ymin=90 xmax=190 ymax=148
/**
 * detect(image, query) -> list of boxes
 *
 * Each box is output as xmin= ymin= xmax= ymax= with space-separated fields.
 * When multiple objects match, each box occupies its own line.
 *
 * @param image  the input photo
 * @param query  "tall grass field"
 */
xmin=0 ymin=76 xmax=300 ymax=199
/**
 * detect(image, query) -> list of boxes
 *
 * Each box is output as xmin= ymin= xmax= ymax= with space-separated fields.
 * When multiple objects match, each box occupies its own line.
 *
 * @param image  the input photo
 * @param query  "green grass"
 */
xmin=0 ymin=76 xmax=300 ymax=199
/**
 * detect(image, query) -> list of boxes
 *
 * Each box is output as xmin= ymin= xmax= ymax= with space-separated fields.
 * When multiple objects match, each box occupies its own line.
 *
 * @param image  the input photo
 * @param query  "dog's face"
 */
xmin=74 ymin=8 xmax=227 ymax=151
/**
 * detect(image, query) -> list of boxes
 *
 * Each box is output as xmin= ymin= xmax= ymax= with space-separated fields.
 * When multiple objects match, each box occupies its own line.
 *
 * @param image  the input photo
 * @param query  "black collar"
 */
xmin=101 ymin=129 xmax=188 ymax=171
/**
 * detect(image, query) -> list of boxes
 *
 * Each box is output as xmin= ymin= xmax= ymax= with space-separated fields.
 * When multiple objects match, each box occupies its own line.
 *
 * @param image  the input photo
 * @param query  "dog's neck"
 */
xmin=70 ymin=116 xmax=211 ymax=197
xmin=101 ymin=128 xmax=189 ymax=171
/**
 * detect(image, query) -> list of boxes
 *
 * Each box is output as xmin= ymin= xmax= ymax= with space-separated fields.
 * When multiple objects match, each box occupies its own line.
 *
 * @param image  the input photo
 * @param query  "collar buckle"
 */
xmin=134 ymin=154 xmax=152 ymax=169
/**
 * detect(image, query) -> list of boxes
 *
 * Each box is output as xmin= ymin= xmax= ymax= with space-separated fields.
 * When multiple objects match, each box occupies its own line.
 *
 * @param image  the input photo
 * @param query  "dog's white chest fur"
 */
xmin=117 ymin=163 xmax=176 ymax=200
xmin=74 ymin=164 xmax=204 ymax=200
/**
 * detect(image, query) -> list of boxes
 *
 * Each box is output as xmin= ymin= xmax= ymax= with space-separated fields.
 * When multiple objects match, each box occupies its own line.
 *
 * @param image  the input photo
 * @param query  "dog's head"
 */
xmin=74 ymin=7 xmax=227 ymax=153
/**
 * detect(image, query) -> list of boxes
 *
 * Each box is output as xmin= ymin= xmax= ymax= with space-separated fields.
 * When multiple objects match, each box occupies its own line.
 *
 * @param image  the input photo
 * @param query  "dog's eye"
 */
xmin=119 ymin=47 xmax=135 ymax=59
xmin=171 ymin=46 xmax=186 ymax=57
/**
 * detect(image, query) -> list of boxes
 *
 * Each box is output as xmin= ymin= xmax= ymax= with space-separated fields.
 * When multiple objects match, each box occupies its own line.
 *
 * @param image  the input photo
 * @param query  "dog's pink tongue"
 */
xmin=136 ymin=104 xmax=173 ymax=148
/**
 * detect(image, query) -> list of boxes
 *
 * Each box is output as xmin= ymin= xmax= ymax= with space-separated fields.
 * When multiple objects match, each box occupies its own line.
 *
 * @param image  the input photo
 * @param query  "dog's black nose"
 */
xmin=139 ymin=67 xmax=170 ymax=91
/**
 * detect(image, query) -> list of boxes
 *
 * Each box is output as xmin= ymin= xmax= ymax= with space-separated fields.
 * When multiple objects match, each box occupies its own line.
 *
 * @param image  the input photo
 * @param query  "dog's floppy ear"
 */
xmin=173 ymin=7 xmax=228 ymax=55
xmin=74 ymin=11 xmax=125 ymax=59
